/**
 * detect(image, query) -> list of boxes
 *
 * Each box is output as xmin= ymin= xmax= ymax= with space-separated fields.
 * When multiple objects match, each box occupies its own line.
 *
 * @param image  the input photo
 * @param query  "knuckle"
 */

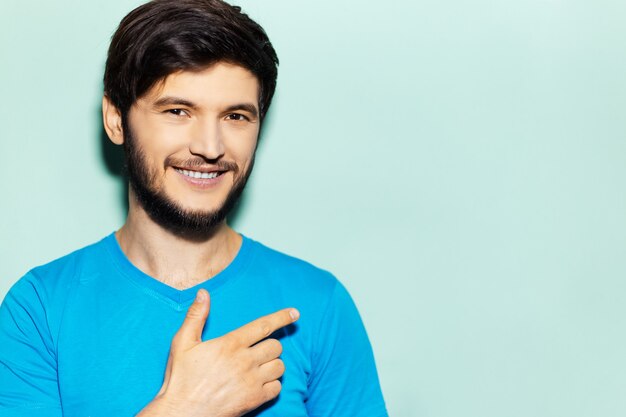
xmin=238 ymin=352 xmax=255 ymax=370
xmin=247 ymin=394 xmax=264 ymax=411
xmin=257 ymin=320 xmax=272 ymax=337
xmin=265 ymin=380 xmax=282 ymax=400
xmin=185 ymin=305 xmax=203 ymax=320
xmin=170 ymin=334 xmax=183 ymax=351
xmin=220 ymin=333 xmax=239 ymax=348
xmin=272 ymin=339 xmax=283 ymax=355
xmin=262 ymin=338 xmax=282 ymax=356
xmin=275 ymin=358 xmax=285 ymax=375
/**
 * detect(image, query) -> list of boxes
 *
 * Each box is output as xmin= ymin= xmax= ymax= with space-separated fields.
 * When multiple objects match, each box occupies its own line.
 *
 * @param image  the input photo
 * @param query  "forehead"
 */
xmin=141 ymin=62 xmax=260 ymax=107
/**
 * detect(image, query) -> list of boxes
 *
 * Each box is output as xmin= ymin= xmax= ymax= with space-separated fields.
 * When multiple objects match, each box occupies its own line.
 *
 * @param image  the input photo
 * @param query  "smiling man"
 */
xmin=0 ymin=1 xmax=387 ymax=416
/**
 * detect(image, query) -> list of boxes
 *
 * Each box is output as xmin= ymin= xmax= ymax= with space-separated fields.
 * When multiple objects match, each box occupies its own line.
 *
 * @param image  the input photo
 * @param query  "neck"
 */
xmin=116 ymin=199 xmax=241 ymax=290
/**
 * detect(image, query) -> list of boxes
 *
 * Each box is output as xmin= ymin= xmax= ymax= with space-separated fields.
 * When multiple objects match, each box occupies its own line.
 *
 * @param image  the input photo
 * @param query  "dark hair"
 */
xmin=103 ymin=0 xmax=278 ymax=120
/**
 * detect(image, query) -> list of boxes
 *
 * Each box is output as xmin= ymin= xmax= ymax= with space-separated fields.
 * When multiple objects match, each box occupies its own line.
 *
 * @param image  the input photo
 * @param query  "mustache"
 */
xmin=165 ymin=157 xmax=239 ymax=172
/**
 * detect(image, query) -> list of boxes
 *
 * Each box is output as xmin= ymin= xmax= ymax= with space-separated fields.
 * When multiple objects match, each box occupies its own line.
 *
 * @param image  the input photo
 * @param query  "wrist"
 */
xmin=137 ymin=394 xmax=179 ymax=417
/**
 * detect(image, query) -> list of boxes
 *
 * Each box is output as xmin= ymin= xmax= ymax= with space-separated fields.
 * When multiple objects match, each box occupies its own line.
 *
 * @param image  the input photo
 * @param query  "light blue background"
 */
xmin=1 ymin=1 xmax=626 ymax=416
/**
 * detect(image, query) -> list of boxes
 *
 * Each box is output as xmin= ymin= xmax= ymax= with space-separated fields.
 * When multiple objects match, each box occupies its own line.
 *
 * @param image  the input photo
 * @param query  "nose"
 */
xmin=188 ymin=118 xmax=225 ymax=160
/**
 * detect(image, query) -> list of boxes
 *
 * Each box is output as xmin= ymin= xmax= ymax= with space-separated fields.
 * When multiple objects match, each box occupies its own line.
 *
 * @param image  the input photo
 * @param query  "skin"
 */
xmin=102 ymin=62 xmax=299 ymax=416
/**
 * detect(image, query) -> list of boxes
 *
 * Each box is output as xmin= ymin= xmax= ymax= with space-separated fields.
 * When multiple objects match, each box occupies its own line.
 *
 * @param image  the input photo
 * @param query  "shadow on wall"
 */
xmin=95 ymin=101 xmax=277 ymax=227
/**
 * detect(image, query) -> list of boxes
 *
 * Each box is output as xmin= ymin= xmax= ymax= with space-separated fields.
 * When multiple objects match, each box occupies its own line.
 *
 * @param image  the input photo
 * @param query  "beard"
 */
xmin=123 ymin=126 xmax=254 ymax=240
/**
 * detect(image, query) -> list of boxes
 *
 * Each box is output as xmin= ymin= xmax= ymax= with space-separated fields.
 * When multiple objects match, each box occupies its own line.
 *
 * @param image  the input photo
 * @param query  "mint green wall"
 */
xmin=2 ymin=1 xmax=626 ymax=416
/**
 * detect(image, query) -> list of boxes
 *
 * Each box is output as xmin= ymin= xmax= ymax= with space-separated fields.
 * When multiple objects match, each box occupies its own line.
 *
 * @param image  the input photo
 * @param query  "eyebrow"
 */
xmin=224 ymin=103 xmax=259 ymax=118
xmin=152 ymin=96 xmax=259 ymax=118
xmin=153 ymin=96 xmax=198 ymax=109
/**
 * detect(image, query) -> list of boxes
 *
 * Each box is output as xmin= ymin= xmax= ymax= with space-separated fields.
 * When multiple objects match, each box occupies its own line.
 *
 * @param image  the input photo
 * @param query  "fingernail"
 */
xmin=195 ymin=290 xmax=206 ymax=303
xmin=289 ymin=308 xmax=300 ymax=321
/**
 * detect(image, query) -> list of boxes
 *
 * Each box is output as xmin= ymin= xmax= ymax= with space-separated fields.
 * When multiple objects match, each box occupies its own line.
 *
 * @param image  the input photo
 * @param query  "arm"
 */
xmin=0 ymin=276 xmax=62 ymax=417
xmin=306 ymin=282 xmax=388 ymax=417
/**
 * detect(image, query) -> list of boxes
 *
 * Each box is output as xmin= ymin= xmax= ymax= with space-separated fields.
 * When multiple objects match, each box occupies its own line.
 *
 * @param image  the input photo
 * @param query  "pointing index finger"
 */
xmin=229 ymin=308 xmax=299 ymax=347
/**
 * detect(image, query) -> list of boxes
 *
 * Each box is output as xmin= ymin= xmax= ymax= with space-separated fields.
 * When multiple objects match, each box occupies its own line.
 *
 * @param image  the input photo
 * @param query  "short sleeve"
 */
xmin=306 ymin=281 xmax=388 ymax=417
xmin=0 ymin=274 xmax=62 ymax=417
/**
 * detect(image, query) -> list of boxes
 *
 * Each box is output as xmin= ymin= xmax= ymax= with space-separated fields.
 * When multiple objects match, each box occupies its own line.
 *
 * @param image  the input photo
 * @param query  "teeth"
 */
xmin=176 ymin=168 xmax=219 ymax=179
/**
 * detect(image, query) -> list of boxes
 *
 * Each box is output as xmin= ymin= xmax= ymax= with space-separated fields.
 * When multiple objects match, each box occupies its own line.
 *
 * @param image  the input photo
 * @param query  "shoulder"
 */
xmin=4 ymin=234 xmax=115 ymax=315
xmin=243 ymin=236 xmax=339 ymax=293
xmin=28 ymin=234 xmax=112 ymax=286
xmin=239 ymin=236 xmax=360 ymax=330
xmin=0 ymin=234 xmax=115 ymax=358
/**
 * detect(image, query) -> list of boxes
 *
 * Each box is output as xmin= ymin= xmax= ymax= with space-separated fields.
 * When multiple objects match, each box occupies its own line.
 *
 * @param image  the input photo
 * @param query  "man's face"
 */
xmin=123 ymin=62 xmax=261 ymax=236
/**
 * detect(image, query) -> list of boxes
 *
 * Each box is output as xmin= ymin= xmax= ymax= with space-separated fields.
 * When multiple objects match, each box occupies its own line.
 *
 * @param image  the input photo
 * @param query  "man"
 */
xmin=0 ymin=1 xmax=387 ymax=416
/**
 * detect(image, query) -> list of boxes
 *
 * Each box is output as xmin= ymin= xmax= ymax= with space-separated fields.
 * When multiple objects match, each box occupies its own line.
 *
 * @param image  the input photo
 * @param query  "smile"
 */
xmin=174 ymin=168 xmax=221 ymax=179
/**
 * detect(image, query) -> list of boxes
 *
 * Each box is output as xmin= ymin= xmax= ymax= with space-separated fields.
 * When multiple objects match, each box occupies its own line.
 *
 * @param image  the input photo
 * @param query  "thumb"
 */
xmin=173 ymin=289 xmax=211 ymax=350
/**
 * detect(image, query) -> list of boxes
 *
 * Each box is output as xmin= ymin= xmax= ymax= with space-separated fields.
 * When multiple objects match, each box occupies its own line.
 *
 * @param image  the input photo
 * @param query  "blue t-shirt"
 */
xmin=0 ymin=234 xmax=387 ymax=416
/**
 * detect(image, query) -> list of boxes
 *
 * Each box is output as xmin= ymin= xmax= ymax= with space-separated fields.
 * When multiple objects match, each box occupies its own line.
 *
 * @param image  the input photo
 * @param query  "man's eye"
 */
xmin=166 ymin=109 xmax=188 ymax=117
xmin=226 ymin=113 xmax=248 ymax=121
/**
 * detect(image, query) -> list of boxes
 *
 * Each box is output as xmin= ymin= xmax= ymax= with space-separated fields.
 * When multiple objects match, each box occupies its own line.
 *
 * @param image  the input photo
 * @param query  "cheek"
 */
xmin=227 ymin=129 xmax=258 ymax=161
xmin=149 ymin=126 xmax=190 ymax=155
xmin=237 ymin=143 xmax=257 ymax=170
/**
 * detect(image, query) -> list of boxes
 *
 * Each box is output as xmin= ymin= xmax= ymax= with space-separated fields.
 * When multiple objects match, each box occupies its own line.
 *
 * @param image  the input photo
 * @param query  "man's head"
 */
xmin=102 ymin=0 xmax=278 ymax=239
xmin=104 ymin=0 xmax=278 ymax=122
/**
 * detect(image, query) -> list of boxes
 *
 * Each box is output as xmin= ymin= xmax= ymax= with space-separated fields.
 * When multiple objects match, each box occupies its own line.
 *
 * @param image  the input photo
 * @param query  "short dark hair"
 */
xmin=103 ymin=0 xmax=278 ymax=120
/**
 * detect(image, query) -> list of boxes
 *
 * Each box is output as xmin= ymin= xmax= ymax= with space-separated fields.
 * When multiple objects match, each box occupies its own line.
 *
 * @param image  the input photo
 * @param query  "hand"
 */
xmin=138 ymin=289 xmax=299 ymax=417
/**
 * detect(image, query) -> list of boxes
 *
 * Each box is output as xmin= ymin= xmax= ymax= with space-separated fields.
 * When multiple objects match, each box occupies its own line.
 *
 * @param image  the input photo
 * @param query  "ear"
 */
xmin=102 ymin=95 xmax=125 ymax=145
